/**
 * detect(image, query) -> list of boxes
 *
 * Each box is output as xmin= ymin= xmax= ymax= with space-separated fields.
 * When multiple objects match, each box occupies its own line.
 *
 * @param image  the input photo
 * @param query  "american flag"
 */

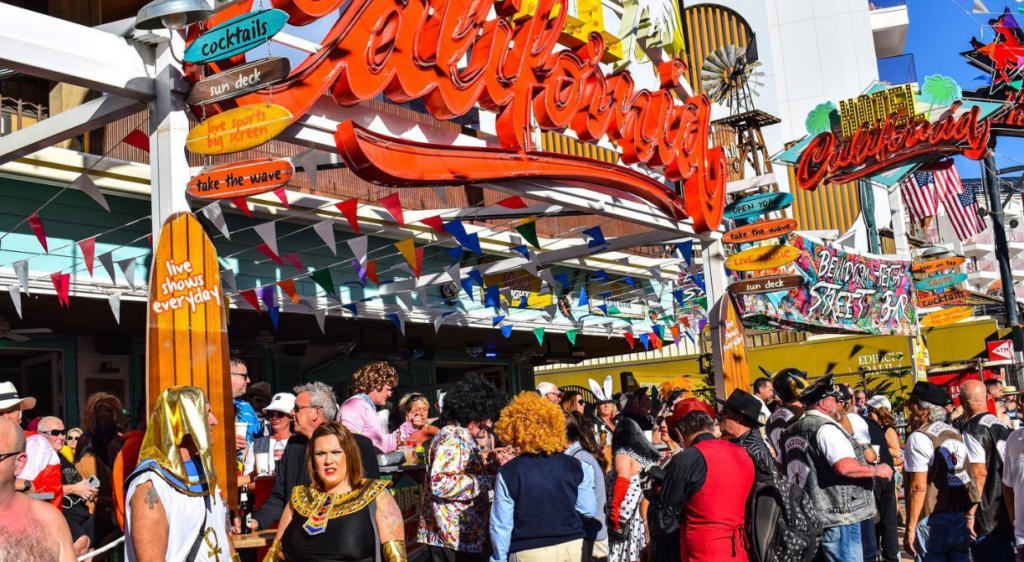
xmin=902 ymin=171 xmax=940 ymax=221
xmin=900 ymin=165 xmax=986 ymax=241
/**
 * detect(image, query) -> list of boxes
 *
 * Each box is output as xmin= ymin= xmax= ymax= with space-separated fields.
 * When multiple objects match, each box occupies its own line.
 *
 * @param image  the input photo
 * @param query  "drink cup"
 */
xmin=871 ymin=445 xmax=881 ymax=457
xmin=256 ymin=452 xmax=270 ymax=476
xmin=235 ymin=422 xmax=248 ymax=437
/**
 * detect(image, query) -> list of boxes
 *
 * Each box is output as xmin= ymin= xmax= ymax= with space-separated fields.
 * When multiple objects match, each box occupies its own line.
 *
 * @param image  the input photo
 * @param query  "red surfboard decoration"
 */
xmin=187 ymin=158 xmax=294 ymax=200
xmin=722 ymin=218 xmax=799 ymax=245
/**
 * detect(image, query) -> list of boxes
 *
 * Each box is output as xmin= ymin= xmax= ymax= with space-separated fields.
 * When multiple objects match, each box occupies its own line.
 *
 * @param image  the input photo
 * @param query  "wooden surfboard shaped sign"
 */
xmin=146 ymin=213 xmax=235 ymax=506
xmin=727 ymin=274 xmax=804 ymax=295
xmin=911 ymin=257 xmax=966 ymax=275
xmin=186 ymin=56 xmax=292 ymax=106
xmin=917 ymin=289 xmax=969 ymax=308
xmin=187 ymin=158 xmax=294 ymax=199
xmin=183 ymin=9 xmax=289 ymax=64
xmin=186 ymin=104 xmax=292 ymax=155
xmin=914 ymin=272 xmax=968 ymax=292
xmin=723 ymin=192 xmax=793 ymax=220
xmin=722 ymin=218 xmax=799 ymax=245
xmin=920 ymin=305 xmax=974 ymax=328
xmin=725 ymin=244 xmax=801 ymax=272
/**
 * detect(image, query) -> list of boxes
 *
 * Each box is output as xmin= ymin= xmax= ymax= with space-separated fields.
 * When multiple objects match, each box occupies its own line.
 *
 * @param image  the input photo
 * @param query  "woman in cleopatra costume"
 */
xmin=265 ymin=421 xmax=406 ymax=562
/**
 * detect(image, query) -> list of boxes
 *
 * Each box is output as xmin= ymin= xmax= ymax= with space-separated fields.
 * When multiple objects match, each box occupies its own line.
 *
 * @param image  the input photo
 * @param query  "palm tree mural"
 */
xmin=919 ymin=75 xmax=963 ymax=117
xmin=805 ymin=102 xmax=838 ymax=135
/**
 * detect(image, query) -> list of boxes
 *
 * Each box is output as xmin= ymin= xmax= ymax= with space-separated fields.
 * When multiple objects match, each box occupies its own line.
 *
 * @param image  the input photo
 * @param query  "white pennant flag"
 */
xmin=431 ymin=186 xmax=447 ymax=205
xmin=13 ymin=260 xmax=29 ymax=295
xmin=538 ymin=269 xmax=556 ymax=291
xmin=314 ymin=308 xmax=327 ymax=334
xmin=416 ymin=287 xmax=428 ymax=306
xmin=617 ymin=257 xmax=630 ymax=267
xmin=253 ymin=221 xmax=279 ymax=257
xmin=313 ymin=220 xmax=337 ymax=255
xmin=646 ymin=265 xmax=664 ymax=283
xmin=604 ymin=324 xmax=614 ymax=336
xmin=434 ymin=313 xmax=447 ymax=333
xmin=108 ymin=292 xmax=122 ymax=324
xmin=499 ymin=287 xmax=512 ymax=302
xmin=523 ymin=262 xmax=539 ymax=277
xmin=544 ymin=304 xmax=558 ymax=319
xmin=445 ymin=264 xmax=461 ymax=286
xmin=389 ymin=312 xmax=406 ymax=335
xmin=74 ymin=175 xmax=110 ymax=212
xmin=347 ymin=235 xmax=368 ymax=267
xmin=8 ymin=285 xmax=21 ymax=318
xmin=118 ymin=258 xmax=137 ymax=291
xmin=397 ymin=291 xmax=415 ymax=309
xmin=973 ymin=0 xmax=989 ymax=13
xmin=98 ymin=252 xmax=116 ymax=283
xmin=201 ymin=203 xmax=231 ymax=240
xmin=221 ymin=269 xmax=237 ymax=294
xmin=292 ymin=148 xmax=319 ymax=189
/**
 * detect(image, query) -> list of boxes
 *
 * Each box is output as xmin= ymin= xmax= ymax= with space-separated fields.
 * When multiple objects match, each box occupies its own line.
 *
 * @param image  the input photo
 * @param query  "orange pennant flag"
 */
xmin=366 ymin=260 xmax=379 ymax=284
xmin=277 ymin=279 xmax=300 ymax=305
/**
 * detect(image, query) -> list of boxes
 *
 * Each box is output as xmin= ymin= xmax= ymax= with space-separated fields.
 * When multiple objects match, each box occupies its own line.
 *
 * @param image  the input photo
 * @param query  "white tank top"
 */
xmin=125 ymin=472 xmax=231 ymax=562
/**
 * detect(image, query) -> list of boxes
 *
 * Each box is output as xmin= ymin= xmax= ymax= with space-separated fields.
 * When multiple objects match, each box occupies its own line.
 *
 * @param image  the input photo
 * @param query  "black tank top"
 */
xmin=281 ymin=505 xmax=376 ymax=562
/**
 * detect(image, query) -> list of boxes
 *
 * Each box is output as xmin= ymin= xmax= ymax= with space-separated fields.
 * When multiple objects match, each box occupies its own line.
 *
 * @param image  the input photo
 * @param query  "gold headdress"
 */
xmin=138 ymin=386 xmax=218 ymax=496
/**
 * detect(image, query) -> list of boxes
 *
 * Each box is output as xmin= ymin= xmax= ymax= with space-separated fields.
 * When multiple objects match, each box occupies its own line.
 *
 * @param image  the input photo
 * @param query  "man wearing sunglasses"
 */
xmin=38 ymin=417 xmax=98 ymax=557
xmin=240 ymin=392 xmax=294 ymax=487
xmin=537 ymin=382 xmax=562 ymax=404
xmin=231 ymin=357 xmax=261 ymax=462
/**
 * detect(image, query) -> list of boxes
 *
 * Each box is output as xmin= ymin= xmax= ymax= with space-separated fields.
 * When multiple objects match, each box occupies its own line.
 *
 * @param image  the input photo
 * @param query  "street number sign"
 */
xmin=186 ymin=104 xmax=292 ymax=155
xmin=914 ymin=272 xmax=968 ymax=292
xmin=911 ymin=257 xmax=965 ymax=275
xmin=187 ymin=158 xmax=294 ymax=199
xmin=184 ymin=9 xmax=289 ymax=64
xmin=727 ymin=274 xmax=803 ymax=295
xmin=186 ymin=56 xmax=291 ymax=106
xmin=725 ymin=245 xmax=801 ymax=272
xmin=722 ymin=218 xmax=798 ymax=244
xmin=920 ymin=306 xmax=974 ymax=328
xmin=723 ymin=192 xmax=793 ymax=220
xmin=916 ymin=289 xmax=969 ymax=308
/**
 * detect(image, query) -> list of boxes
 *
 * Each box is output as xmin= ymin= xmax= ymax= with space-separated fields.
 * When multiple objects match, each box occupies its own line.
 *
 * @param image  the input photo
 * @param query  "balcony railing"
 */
xmin=877 ymin=54 xmax=917 ymax=85
xmin=870 ymin=0 xmax=906 ymax=9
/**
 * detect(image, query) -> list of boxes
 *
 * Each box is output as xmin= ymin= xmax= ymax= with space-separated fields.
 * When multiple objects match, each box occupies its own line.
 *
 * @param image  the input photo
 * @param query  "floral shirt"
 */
xmin=417 ymin=424 xmax=494 ymax=553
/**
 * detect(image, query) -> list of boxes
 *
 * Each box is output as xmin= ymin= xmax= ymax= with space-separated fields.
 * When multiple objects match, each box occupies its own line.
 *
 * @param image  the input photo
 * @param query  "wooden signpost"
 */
xmin=914 ymin=272 xmax=969 ymax=292
xmin=186 ymin=57 xmax=291 ymax=106
xmin=912 ymin=257 xmax=966 ymax=275
xmin=920 ymin=305 xmax=974 ymax=328
xmin=146 ymin=213 xmax=235 ymax=503
xmin=723 ymin=192 xmax=793 ymax=220
xmin=727 ymin=274 xmax=804 ymax=295
xmin=722 ymin=218 xmax=798 ymax=244
xmin=186 ymin=104 xmax=292 ymax=155
xmin=183 ymin=9 xmax=289 ymax=64
xmin=917 ymin=289 xmax=970 ymax=308
xmin=187 ymin=158 xmax=294 ymax=199
xmin=725 ymin=245 xmax=801 ymax=272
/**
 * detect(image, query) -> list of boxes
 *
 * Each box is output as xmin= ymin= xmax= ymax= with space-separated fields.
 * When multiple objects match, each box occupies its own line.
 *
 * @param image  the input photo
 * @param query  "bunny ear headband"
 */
xmin=588 ymin=375 xmax=615 ymax=404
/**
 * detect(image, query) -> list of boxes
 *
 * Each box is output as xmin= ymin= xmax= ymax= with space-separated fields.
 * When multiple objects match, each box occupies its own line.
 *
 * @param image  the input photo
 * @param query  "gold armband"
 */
xmin=231 ymin=555 xmax=241 ymax=562
xmin=262 ymin=540 xmax=286 ymax=562
xmin=382 ymin=540 xmax=407 ymax=562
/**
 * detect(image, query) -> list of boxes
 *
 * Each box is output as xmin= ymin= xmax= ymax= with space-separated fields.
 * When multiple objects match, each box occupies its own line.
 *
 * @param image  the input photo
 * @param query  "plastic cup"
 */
xmin=235 ymin=421 xmax=248 ymax=437
xmin=256 ymin=452 xmax=270 ymax=475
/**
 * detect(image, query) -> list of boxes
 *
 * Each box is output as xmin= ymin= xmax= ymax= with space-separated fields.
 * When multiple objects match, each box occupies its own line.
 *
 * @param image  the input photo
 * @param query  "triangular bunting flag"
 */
xmin=582 ymin=226 xmax=606 ymax=248
xmin=385 ymin=312 xmax=406 ymax=335
xmin=496 ymin=196 xmax=528 ymax=209
xmin=123 ymin=129 xmax=149 ymax=152
xmin=341 ymin=303 xmax=359 ymax=317
xmin=395 ymin=238 xmax=417 ymax=272
xmin=256 ymin=243 xmax=285 ymax=266
xmin=538 ymin=269 xmax=557 ymax=290
xmin=397 ymin=291 xmax=415 ymax=310
xmin=256 ymin=285 xmax=275 ymax=309
xmin=675 ymin=241 xmax=693 ymax=267
xmin=272 ymin=187 xmax=290 ymax=209
xmin=523 ymin=262 xmax=539 ymax=276
xmin=278 ymin=279 xmax=300 ymax=304
xmin=591 ymin=269 xmax=610 ymax=282
xmin=652 ymin=331 xmax=663 ymax=351
xmin=484 ymin=285 xmax=500 ymax=307
xmin=578 ymin=286 xmax=589 ymax=307
xmin=421 ymin=215 xmax=446 ymax=235
xmin=335 ymin=199 xmax=360 ymax=234
xmin=268 ymin=306 xmax=280 ymax=330
xmin=534 ymin=327 xmax=545 ymax=345
xmin=516 ymin=217 xmax=540 ymax=248
xmin=445 ymin=264 xmax=461 ymax=286
xmin=554 ymin=273 xmax=571 ymax=289
xmin=118 ymin=258 xmax=137 ymax=291
xmin=622 ymin=276 xmax=636 ymax=288
xmin=566 ymin=329 xmax=578 ymax=345
xmin=413 ymin=246 xmax=424 ymax=278
xmin=646 ymin=265 xmax=664 ymax=283
xmin=79 ymin=237 xmax=96 ymax=277
xmin=512 ymin=245 xmax=530 ymax=259
xmin=379 ymin=193 xmax=405 ymax=227
xmin=8 ymin=285 xmax=21 ymax=318
xmin=653 ymin=324 xmax=664 ymax=340
xmin=221 ymin=269 xmax=237 ymax=294
xmin=313 ymin=220 xmax=337 ymax=255
xmin=670 ymin=324 xmax=681 ymax=346
xmin=432 ymin=186 xmax=448 ymax=205
xmin=492 ymin=315 xmax=506 ymax=327
xmin=200 ymin=203 xmax=232 ymax=240
xmin=639 ymin=333 xmax=650 ymax=350
xmin=292 ymin=148 xmax=319 ymax=189
xmin=253 ymin=222 xmax=279 ymax=257
xmin=501 ymin=325 xmax=513 ymax=338
xmin=13 ymin=260 xmax=29 ymax=294
xmin=240 ymin=289 xmax=261 ymax=311
xmin=445 ymin=219 xmax=482 ymax=255
xmin=469 ymin=270 xmax=484 ymax=287
xmin=461 ymin=278 xmax=474 ymax=299
xmin=352 ymin=259 xmax=368 ymax=285
xmin=366 ymin=260 xmax=379 ymax=284
xmin=347 ymin=235 xmax=368 ymax=267
xmin=108 ymin=292 xmax=121 ymax=324
xmin=446 ymin=247 xmax=463 ymax=262
xmin=98 ymin=253 xmax=115 ymax=283
xmin=283 ymin=253 xmax=303 ymax=272
xmin=672 ymin=289 xmax=685 ymax=307
xmin=231 ymin=197 xmax=252 ymax=218
xmin=50 ymin=272 xmax=70 ymax=307
xmin=28 ymin=213 xmax=47 ymax=253
xmin=624 ymin=332 xmax=635 ymax=348
xmin=314 ymin=308 xmax=327 ymax=333
xmin=689 ymin=274 xmax=705 ymax=293
xmin=311 ymin=269 xmax=336 ymax=295
xmin=74 ymin=175 xmax=110 ymax=212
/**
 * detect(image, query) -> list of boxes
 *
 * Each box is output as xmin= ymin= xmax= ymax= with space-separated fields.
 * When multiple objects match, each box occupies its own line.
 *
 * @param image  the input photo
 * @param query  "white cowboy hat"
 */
xmin=0 ymin=381 xmax=36 ymax=411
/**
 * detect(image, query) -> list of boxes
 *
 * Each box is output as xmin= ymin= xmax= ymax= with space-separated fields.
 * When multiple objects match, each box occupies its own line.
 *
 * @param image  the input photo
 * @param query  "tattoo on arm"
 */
xmin=376 ymin=493 xmax=405 ymax=543
xmin=145 ymin=486 xmax=160 ymax=510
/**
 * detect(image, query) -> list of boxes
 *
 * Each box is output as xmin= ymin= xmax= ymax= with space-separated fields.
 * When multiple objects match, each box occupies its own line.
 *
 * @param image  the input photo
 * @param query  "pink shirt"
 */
xmin=338 ymin=395 xmax=398 ymax=453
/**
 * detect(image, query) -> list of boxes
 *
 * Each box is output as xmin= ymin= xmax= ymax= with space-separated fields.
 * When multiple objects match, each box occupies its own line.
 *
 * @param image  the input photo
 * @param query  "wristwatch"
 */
xmin=19 ymin=479 xmax=31 ymax=493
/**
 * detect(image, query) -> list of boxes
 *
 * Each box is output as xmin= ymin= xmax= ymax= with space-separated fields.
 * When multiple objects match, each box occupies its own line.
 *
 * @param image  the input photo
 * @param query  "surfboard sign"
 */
xmin=186 ymin=104 xmax=292 ymax=155
xmin=920 ymin=306 xmax=974 ymax=328
xmin=725 ymin=245 xmax=801 ymax=272
xmin=186 ymin=57 xmax=291 ymax=106
xmin=723 ymin=192 xmax=793 ymax=220
xmin=722 ymin=218 xmax=799 ymax=245
xmin=914 ymin=272 xmax=968 ymax=292
xmin=727 ymin=274 xmax=804 ymax=295
xmin=183 ymin=9 xmax=289 ymax=64
xmin=917 ymin=289 xmax=969 ymax=308
xmin=187 ymin=158 xmax=294 ymax=200
xmin=911 ymin=257 xmax=966 ymax=275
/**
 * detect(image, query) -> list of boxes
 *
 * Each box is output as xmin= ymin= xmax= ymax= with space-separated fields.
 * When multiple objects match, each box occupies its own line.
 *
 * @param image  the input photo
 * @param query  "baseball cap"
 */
xmin=248 ymin=382 xmax=271 ymax=398
xmin=264 ymin=392 xmax=296 ymax=414
xmin=666 ymin=397 xmax=715 ymax=429
xmin=866 ymin=395 xmax=892 ymax=411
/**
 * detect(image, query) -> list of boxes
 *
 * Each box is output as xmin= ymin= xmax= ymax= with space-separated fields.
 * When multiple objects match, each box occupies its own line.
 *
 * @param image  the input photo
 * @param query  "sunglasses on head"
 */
xmin=40 ymin=429 xmax=66 ymax=437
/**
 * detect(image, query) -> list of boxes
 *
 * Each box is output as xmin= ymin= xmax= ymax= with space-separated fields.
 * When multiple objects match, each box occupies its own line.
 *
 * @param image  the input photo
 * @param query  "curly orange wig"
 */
xmin=352 ymin=361 xmax=399 ymax=394
xmin=495 ymin=391 xmax=566 ymax=455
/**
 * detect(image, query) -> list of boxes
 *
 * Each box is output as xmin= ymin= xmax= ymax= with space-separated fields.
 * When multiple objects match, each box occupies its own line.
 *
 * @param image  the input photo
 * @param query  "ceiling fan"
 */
xmin=0 ymin=316 xmax=53 ymax=342
xmin=252 ymin=330 xmax=309 ymax=350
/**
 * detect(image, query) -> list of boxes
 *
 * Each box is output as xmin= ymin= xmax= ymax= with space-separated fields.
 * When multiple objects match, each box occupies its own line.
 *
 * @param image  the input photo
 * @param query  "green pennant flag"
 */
xmin=608 ymin=305 xmax=621 ymax=315
xmin=534 ymin=326 xmax=545 ymax=345
xmin=695 ymin=297 xmax=708 ymax=311
xmin=566 ymin=329 xmax=577 ymax=345
xmin=1012 ymin=80 xmax=1023 ymax=91
xmin=516 ymin=218 xmax=540 ymax=249
xmin=311 ymin=268 xmax=336 ymax=295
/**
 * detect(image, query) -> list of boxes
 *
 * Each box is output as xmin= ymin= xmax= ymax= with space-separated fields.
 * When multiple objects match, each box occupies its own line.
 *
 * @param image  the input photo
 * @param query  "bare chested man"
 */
xmin=0 ymin=418 xmax=76 ymax=562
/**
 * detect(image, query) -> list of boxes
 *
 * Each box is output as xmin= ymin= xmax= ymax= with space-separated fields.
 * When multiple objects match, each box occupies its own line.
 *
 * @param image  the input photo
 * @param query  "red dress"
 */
xmin=679 ymin=439 xmax=754 ymax=561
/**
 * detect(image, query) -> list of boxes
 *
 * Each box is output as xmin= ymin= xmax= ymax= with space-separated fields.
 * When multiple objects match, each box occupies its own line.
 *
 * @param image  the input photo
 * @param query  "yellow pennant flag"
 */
xmin=395 ymin=238 xmax=417 ymax=273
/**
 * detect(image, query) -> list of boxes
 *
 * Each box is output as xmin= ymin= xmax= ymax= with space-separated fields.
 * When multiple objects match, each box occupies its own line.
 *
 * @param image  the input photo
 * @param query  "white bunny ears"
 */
xmin=588 ymin=375 xmax=614 ymax=403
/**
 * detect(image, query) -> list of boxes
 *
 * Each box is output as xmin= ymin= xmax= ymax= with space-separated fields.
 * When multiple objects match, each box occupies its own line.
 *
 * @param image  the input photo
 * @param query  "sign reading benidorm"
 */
xmin=190 ymin=0 xmax=727 ymax=232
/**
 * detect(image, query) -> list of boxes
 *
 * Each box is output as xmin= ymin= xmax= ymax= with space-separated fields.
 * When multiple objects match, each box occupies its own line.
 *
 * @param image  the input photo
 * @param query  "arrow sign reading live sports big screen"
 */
xmin=727 ymin=274 xmax=803 ymax=295
xmin=911 ymin=257 xmax=965 ymax=275
xmin=187 ymin=158 xmax=294 ymax=199
xmin=186 ymin=57 xmax=291 ymax=106
xmin=186 ymin=104 xmax=292 ymax=155
xmin=723 ymin=192 xmax=793 ymax=220
xmin=723 ymin=218 xmax=798 ymax=244
xmin=184 ymin=9 xmax=289 ymax=64
xmin=917 ymin=289 xmax=969 ymax=308
xmin=914 ymin=272 xmax=968 ymax=292
xmin=920 ymin=305 xmax=974 ymax=327
xmin=725 ymin=245 xmax=801 ymax=272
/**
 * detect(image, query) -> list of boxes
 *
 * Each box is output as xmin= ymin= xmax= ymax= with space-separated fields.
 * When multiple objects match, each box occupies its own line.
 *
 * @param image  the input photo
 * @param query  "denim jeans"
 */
xmin=914 ymin=512 xmax=971 ymax=562
xmin=815 ymin=522 xmax=864 ymax=562
xmin=970 ymin=529 xmax=1015 ymax=562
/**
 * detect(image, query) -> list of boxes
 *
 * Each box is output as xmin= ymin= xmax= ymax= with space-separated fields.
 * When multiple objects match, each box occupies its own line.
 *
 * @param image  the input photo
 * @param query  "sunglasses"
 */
xmin=40 ymin=429 xmax=67 ymax=437
xmin=577 ymin=400 xmax=585 ymax=406
xmin=66 ymin=435 xmax=79 ymax=441
xmin=266 ymin=411 xmax=290 ymax=418
xmin=0 ymin=450 xmax=22 ymax=463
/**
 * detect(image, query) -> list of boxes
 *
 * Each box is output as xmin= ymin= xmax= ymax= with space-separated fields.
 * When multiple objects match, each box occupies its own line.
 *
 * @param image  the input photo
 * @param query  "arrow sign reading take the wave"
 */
xmin=725 ymin=245 xmax=801 ymax=272
xmin=723 ymin=192 xmax=793 ymax=220
xmin=723 ymin=218 xmax=799 ymax=244
xmin=187 ymin=158 xmax=294 ymax=199
xmin=914 ymin=272 xmax=968 ymax=292
xmin=184 ymin=9 xmax=289 ymax=64
xmin=186 ymin=57 xmax=291 ymax=106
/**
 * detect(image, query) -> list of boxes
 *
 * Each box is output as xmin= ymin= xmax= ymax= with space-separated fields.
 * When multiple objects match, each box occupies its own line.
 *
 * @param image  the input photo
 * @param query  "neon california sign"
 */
xmin=187 ymin=0 xmax=727 ymax=232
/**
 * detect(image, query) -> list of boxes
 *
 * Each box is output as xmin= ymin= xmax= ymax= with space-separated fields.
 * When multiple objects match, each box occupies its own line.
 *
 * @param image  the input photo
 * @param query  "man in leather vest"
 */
xmin=904 ymin=381 xmax=984 ymax=562
xmin=781 ymin=374 xmax=893 ymax=562
xmin=765 ymin=367 xmax=809 ymax=460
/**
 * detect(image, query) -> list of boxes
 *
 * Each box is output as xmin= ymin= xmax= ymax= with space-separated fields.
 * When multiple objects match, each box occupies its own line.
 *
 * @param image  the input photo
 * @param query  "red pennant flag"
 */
xmin=272 ymin=187 xmax=290 ymax=209
xmin=123 ymin=129 xmax=150 ymax=153
xmin=79 ymin=237 xmax=96 ymax=277
xmin=651 ymin=331 xmax=663 ymax=351
xmin=146 ymin=234 xmax=154 ymax=248
xmin=50 ymin=272 xmax=70 ymax=307
xmin=624 ymin=332 xmax=635 ymax=349
xmin=240 ymin=289 xmax=262 ymax=312
xmin=421 ymin=215 xmax=447 ymax=235
xmin=277 ymin=279 xmax=300 ymax=305
xmin=232 ymin=197 xmax=252 ymax=218
xmin=414 ymin=247 xmax=424 ymax=278
xmin=335 ymin=199 xmax=360 ymax=234
xmin=680 ymin=317 xmax=691 ymax=328
xmin=256 ymin=243 xmax=285 ymax=266
xmin=28 ymin=213 xmax=47 ymax=253
xmin=379 ymin=193 xmax=405 ymax=227
xmin=283 ymin=253 xmax=303 ymax=271
xmin=496 ymin=196 xmax=528 ymax=209
xmin=366 ymin=260 xmax=378 ymax=285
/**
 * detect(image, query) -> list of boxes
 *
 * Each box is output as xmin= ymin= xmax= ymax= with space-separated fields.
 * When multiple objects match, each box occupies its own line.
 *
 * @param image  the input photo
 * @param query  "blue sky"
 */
xmin=908 ymin=0 xmax=1024 ymax=177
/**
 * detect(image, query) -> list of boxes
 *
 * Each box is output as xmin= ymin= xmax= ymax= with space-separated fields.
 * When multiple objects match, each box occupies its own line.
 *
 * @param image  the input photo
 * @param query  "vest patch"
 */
xmin=785 ymin=435 xmax=809 ymax=452
xmin=787 ymin=460 xmax=811 ymax=488
xmin=770 ymin=408 xmax=795 ymax=423
xmin=979 ymin=414 xmax=999 ymax=428
xmin=926 ymin=422 xmax=955 ymax=438
xmin=937 ymin=438 xmax=972 ymax=487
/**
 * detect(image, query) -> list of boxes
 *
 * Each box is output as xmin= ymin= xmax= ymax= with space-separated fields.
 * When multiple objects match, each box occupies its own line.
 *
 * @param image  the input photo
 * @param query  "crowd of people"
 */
xmin=6 ymin=362 xmax=1024 ymax=562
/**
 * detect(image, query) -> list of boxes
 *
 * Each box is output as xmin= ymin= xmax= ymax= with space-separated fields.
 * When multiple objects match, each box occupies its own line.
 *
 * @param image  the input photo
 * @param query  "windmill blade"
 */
xmin=4 ymin=333 xmax=30 ymax=343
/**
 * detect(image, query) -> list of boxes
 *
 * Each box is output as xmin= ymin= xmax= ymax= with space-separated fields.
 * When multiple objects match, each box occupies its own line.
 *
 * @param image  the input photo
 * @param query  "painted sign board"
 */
xmin=183 ymin=9 xmax=289 ymax=64
xmin=988 ymin=339 xmax=1015 ymax=362
xmin=725 ymin=245 xmax=801 ymax=272
xmin=482 ymin=270 xmax=553 ymax=310
xmin=187 ymin=158 xmax=294 ymax=199
xmin=711 ymin=294 xmax=749 ymax=398
xmin=912 ymin=257 xmax=965 ymax=275
xmin=914 ymin=273 xmax=968 ymax=292
xmin=920 ymin=306 xmax=974 ymax=328
xmin=727 ymin=274 xmax=803 ymax=295
xmin=916 ymin=289 xmax=969 ymax=308
xmin=838 ymin=84 xmax=921 ymax=139
xmin=723 ymin=218 xmax=798 ymax=245
xmin=186 ymin=104 xmax=292 ymax=155
xmin=186 ymin=56 xmax=291 ymax=106
xmin=723 ymin=192 xmax=793 ymax=220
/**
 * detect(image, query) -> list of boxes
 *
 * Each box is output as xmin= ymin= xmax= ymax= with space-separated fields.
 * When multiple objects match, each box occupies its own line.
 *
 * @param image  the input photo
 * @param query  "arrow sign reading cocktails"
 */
xmin=725 ymin=245 xmax=801 ymax=272
xmin=920 ymin=305 xmax=974 ymax=327
xmin=914 ymin=272 xmax=968 ymax=292
xmin=184 ymin=9 xmax=289 ymax=64
xmin=187 ymin=158 xmax=294 ymax=199
xmin=723 ymin=218 xmax=798 ymax=244
xmin=911 ymin=257 xmax=965 ymax=275
xmin=186 ymin=57 xmax=291 ymax=106
xmin=727 ymin=274 xmax=803 ymax=295
xmin=723 ymin=192 xmax=793 ymax=220
xmin=917 ymin=289 xmax=969 ymax=308
xmin=186 ymin=104 xmax=292 ymax=155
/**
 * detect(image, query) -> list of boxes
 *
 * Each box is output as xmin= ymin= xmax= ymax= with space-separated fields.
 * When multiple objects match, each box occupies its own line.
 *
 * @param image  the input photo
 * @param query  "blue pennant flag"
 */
xmin=518 ymin=297 xmax=530 ymax=309
xmin=582 ymin=226 xmax=606 ymax=248
xmin=639 ymin=333 xmax=650 ymax=350
xmin=672 ymin=289 xmax=685 ymax=307
xmin=492 ymin=315 xmax=506 ymax=327
xmin=622 ymin=276 xmax=636 ymax=288
xmin=511 ymin=245 xmax=530 ymax=259
xmin=653 ymin=324 xmax=663 ymax=340
xmin=599 ymin=291 xmax=612 ymax=298
xmin=675 ymin=241 xmax=693 ymax=266
xmin=385 ymin=313 xmax=403 ymax=333
xmin=501 ymin=325 xmax=513 ymax=338
xmin=461 ymin=278 xmax=475 ymax=298
xmin=689 ymin=274 xmax=705 ymax=293
xmin=484 ymin=285 xmax=500 ymax=307
xmin=597 ymin=304 xmax=609 ymax=314
xmin=445 ymin=219 xmax=483 ymax=255
xmin=446 ymin=247 xmax=463 ymax=262
xmin=469 ymin=270 xmax=484 ymax=287
xmin=554 ymin=273 xmax=571 ymax=288
xmin=341 ymin=303 xmax=359 ymax=317
xmin=578 ymin=286 xmax=589 ymax=306
xmin=462 ymin=233 xmax=482 ymax=255
xmin=269 ymin=306 xmax=280 ymax=331
xmin=591 ymin=269 xmax=610 ymax=282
